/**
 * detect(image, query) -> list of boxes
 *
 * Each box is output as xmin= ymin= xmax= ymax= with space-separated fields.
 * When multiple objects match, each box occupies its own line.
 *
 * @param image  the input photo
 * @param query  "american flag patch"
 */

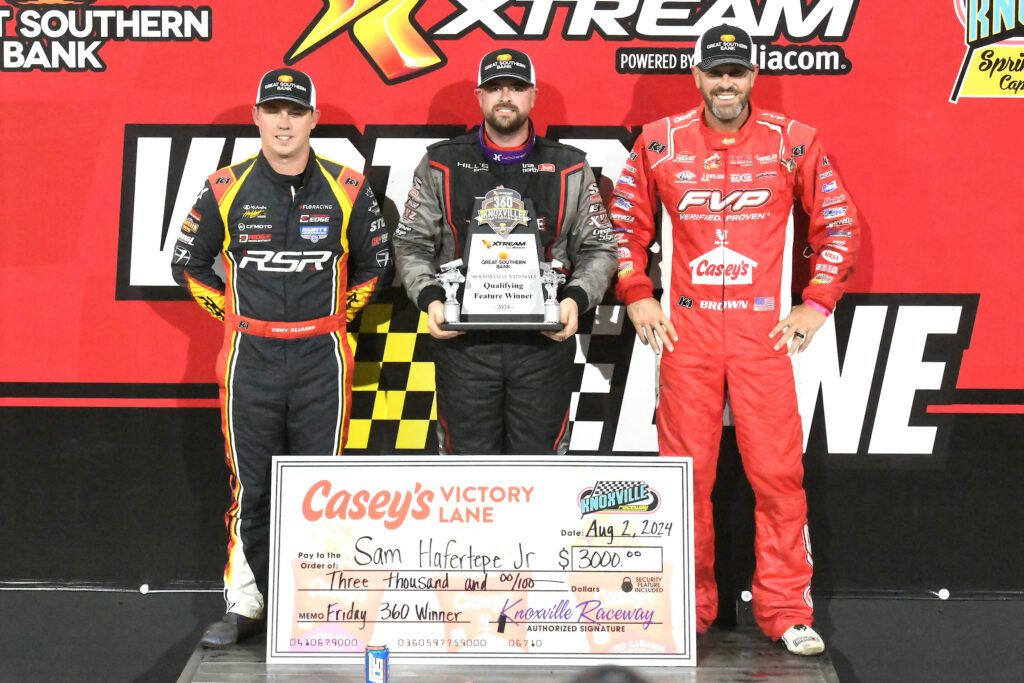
xmin=754 ymin=297 xmax=775 ymax=311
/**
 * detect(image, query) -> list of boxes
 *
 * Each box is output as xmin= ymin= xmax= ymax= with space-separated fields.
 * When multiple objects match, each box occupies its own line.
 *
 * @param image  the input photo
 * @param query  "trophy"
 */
xmin=436 ymin=187 xmax=563 ymax=331
xmin=540 ymin=260 xmax=566 ymax=324
xmin=435 ymin=259 xmax=466 ymax=324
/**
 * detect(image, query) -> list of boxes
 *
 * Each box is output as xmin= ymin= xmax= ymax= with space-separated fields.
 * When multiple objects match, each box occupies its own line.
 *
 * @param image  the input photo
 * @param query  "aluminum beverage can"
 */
xmin=365 ymin=644 xmax=389 ymax=682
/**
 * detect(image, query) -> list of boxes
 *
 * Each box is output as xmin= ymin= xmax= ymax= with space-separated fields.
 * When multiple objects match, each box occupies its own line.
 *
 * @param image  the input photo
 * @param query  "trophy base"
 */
xmin=440 ymin=321 xmax=565 ymax=331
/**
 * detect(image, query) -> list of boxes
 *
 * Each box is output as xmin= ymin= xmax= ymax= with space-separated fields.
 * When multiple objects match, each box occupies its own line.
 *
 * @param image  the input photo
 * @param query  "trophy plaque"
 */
xmin=438 ymin=187 xmax=564 ymax=331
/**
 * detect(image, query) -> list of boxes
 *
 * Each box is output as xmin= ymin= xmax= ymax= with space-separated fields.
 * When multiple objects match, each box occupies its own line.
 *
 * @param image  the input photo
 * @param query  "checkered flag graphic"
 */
xmin=589 ymin=481 xmax=645 ymax=498
xmin=343 ymin=294 xmax=650 ymax=454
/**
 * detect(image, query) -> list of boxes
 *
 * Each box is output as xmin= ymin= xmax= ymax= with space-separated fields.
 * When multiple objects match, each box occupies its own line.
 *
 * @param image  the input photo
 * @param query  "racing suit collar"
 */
xmin=698 ymin=102 xmax=759 ymax=150
xmin=477 ymin=120 xmax=536 ymax=164
xmin=256 ymin=149 xmax=318 ymax=189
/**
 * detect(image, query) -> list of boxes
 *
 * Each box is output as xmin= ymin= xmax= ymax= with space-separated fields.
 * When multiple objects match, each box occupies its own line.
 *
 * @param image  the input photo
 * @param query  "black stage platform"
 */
xmin=178 ymin=629 xmax=839 ymax=682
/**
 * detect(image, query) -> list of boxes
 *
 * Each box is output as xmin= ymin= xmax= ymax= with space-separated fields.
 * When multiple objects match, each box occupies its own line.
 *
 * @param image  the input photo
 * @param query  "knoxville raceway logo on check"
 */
xmin=285 ymin=0 xmax=861 ymax=83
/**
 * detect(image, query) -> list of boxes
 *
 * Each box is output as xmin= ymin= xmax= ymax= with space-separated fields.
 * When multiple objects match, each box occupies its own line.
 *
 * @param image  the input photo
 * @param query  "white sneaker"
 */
xmin=780 ymin=624 xmax=825 ymax=655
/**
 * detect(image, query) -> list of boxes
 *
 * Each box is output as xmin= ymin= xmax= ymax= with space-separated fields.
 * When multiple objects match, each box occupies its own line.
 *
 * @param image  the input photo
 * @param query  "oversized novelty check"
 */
xmin=267 ymin=456 xmax=695 ymax=666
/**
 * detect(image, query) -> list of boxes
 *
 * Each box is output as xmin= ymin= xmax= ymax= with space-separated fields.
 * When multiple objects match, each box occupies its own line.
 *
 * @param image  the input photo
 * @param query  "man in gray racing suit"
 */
xmin=393 ymin=48 xmax=616 ymax=454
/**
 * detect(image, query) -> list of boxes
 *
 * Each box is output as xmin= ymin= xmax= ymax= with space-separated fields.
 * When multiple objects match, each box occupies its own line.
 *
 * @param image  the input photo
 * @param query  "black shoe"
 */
xmin=199 ymin=612 xmax=264 ymax=648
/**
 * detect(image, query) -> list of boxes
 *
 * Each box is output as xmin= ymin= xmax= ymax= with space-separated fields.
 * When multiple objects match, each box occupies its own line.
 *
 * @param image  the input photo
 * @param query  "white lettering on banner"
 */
xmin=868 ymin=306 xmax=963 ymax=454
xmin=2 ymin=6 xmax=211 ymax=72
xmin=615 ymin=302 xmax=969 ymax=457
xmin=132 ymin=137 xmax=226 ymax=287
xmin=118 ymin=127 xmax=971 ymax=461
xmin=435 ymin=0 xmax=518 ymax=35
xmin=612 ymin=334 xmax=659 ymax=453
xmin=557 ymin=138 xmax=632 ymax=199
xmin=372 ymin=137 xmax=449 ymax=221
xmin=795 ymin=308 xmax=887 ymax=452
xmin=436 ymin=0 xmax=858 ymax=40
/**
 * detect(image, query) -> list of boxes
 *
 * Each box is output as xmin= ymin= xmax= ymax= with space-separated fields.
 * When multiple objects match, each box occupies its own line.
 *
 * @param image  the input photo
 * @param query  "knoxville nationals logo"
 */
xmin=0 ymin=1 xmax=210 ymax=72
xmin=285 ymin=0 xmax=861 ymax=83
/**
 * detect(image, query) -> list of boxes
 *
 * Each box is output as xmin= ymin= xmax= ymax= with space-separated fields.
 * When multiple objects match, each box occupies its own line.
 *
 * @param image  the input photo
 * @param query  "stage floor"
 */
xmin=178 ymin=628 xmax=840 ymax=682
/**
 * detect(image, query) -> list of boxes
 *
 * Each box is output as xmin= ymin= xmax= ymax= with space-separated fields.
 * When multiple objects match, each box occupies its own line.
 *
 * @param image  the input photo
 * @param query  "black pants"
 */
xmin=216 ymin=330 xmax=350 ymax=617
xmin=431 ymin=334 xmax=575 ymax=454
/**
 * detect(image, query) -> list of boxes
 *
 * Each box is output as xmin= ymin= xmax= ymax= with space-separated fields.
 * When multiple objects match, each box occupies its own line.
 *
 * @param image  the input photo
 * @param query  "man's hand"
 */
xmin=769 ymin=303 xmax=828 ymax=356
xmin=541 ymin=298 xmax=579 ymax=342
xmin=426 ymin=300 xmax=464 ymax=340
xmin=626 ymin=297 xmax=677 ymax=354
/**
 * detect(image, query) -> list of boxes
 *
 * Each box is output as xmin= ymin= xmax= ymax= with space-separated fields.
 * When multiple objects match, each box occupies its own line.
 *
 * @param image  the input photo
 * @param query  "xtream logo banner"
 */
xmin=284 ymin=0 xmax=861 ymax=83
xmin=0 ymin=1 xmax=210 ymax=72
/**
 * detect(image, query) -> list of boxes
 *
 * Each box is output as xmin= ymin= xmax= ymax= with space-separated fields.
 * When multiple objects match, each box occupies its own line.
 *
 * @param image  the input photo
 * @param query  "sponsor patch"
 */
xmin=239 ymin=233 xmax=272 ymax=243
xmin=820 ymin=249 xmax=844 ymax=264
xmin=173 ymin=246 xmax=191 ymax=265
xmin=300 ymin=225 xmax=330 ymax=243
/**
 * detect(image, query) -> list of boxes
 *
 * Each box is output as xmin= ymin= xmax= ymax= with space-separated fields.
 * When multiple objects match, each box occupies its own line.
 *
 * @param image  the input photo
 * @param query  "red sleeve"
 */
xmin=611 ymin=126 xmax=664 ymax=305
xmin=793 ymin=129 xmax=861 ymax=311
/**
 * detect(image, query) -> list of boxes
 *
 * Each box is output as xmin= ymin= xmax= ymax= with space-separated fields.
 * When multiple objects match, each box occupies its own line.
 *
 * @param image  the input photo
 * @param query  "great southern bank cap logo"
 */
xmin=950 ymin=0 xmax=1024 ymax=101
xmin=578 ymin=481 xmax=660 ymax=516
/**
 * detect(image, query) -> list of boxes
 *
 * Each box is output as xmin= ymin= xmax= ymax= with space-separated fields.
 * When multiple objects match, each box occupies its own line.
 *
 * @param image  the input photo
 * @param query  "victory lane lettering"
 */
xmin=0 ymin=3 xmax=211 ymax=72
xmin=301 ymin=481 xmax=535 ymax=527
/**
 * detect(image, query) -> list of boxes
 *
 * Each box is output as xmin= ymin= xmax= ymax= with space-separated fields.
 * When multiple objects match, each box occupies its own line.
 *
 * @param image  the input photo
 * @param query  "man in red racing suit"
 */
xmin=610 ymin=24 xmax=859 ymax=655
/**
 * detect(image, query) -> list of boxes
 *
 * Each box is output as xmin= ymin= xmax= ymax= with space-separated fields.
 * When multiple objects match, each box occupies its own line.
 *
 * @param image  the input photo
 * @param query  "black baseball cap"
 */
xmin=478 ymin=49 xmax=535 ymax=86
xmin=694 ymin=24 xmax=755 ymax=72
xmin=255 ymin=68 xmax=317 ymax=109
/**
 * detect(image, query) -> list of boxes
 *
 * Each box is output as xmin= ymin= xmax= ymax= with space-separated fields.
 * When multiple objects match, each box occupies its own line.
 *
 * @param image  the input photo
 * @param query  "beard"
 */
xmin=485 ymin=103 xmax=528 ymax=135
xmin=704 ymin=89 xmax=749 ymax=122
